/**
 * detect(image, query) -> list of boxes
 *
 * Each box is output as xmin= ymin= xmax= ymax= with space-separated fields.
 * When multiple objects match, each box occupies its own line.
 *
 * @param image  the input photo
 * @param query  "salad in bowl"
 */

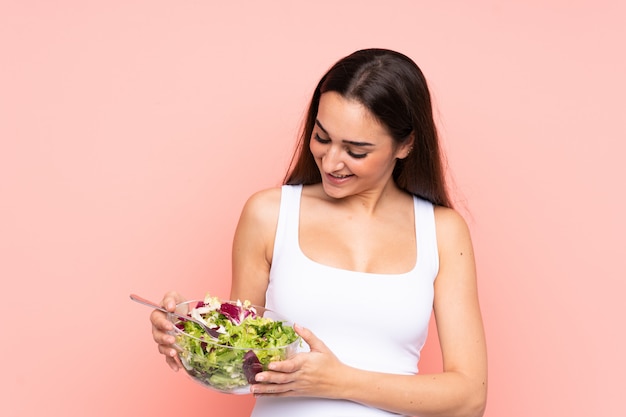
xmin=168 ymin=294 xmax=300 ymax=394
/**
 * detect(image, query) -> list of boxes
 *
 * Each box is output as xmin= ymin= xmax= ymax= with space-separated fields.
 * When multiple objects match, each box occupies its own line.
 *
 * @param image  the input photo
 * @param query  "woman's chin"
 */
xmin=321 ymin=180 xmax=353 ymax=199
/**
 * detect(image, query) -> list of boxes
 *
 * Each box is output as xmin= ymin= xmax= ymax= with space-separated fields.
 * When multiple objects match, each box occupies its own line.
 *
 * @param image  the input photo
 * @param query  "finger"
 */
xmin=255 ymin=368 xmax=298 ymax=386
xmin=158 ymin=343 xmax=178 ymax=358
xmin=294 ymin=324 xmax=329 ymax=353
xmin=161 ymin=291 xmax=184 ymax=312
xmin=164 ymin=352 xmax=181 ymax=371
xmin=251 ymin=384 xmax=291 ymax=396
xmin=152 ymin=326 xmax=176 ymax=345
xmin=151 ymin=317 xmax=176 ymax=343
xmin=261 ymin=354 xmax=302 ymax=374
xmin=151 ymin=309 xmax=173 ymax=332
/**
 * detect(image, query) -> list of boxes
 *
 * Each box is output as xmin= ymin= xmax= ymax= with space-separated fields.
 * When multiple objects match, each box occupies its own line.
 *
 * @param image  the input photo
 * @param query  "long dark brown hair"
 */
xmin=284 ymin=48 xmax=451 ymax=208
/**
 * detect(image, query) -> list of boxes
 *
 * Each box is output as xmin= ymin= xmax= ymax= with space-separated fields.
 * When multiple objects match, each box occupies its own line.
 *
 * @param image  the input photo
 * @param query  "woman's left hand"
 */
xmin=250 ymin=324 xmax=347 ymax=398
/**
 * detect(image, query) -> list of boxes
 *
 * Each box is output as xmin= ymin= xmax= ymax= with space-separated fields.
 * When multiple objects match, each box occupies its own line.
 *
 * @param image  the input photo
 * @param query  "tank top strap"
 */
xmin=272 ymin=185 xmax=303 ymax=264
xmin=413 ymin=196 xmax=439 ymax=281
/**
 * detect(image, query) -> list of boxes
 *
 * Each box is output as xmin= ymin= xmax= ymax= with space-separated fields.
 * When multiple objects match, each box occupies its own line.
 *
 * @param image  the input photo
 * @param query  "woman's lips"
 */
xmin=325 ymin=172 xmax=353 ymax=185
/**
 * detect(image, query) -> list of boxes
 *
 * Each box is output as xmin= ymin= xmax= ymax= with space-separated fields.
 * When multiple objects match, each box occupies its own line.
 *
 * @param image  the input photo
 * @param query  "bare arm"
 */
xmin=230 ymin=187 xmax=281 ymax=306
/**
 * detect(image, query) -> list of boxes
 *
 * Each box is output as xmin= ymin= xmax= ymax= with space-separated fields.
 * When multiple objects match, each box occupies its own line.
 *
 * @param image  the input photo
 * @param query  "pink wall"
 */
xmin=1 ymin=1 xmax=624 ymax=416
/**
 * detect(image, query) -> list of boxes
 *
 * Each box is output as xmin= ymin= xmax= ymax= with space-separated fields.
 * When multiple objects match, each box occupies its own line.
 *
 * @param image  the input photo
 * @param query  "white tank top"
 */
xmin=252 ymin=184 xmax=439 ymax=417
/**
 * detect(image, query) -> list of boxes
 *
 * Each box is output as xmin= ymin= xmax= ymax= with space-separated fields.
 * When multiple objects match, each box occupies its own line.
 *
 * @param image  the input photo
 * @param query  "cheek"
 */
xmin=309 ymin=140 xmax=323 ymax=160
xmin=363 ymin=156 xmax=397 ymax=177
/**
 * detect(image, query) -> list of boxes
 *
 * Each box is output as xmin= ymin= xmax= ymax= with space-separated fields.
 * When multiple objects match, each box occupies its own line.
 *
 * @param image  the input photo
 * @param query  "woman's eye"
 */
xmin=314 ymin=133 xmax=330 ymax=144
xmin=348 ymin=150 xmax=368 ymax=159
xmin=314 ymin=133 xmax=367 ymax=158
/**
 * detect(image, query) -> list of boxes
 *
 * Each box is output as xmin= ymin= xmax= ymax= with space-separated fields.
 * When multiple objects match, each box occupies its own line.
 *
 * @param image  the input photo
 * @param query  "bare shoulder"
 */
xmin=433 ymin=206 xmax=471 ymax=237
xmin=433 ymin=205 xmax=474 ymax=256
xmin=242 ymin=187 xmax=282 ymax=216
xmin=237 ymin=187 xmax=282 ymax=236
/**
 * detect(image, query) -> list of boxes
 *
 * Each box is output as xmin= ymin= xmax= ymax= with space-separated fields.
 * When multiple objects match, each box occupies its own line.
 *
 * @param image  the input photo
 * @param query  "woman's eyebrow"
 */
xmin=315 ymin=119 xmax=375 ymax=147
xmin=315 ymin=119 xmax=329 ymax=135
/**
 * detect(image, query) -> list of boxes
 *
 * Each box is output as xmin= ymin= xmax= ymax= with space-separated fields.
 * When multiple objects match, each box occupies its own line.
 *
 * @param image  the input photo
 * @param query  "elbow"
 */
xmin=447 ymin=375 xmax=487 ymax=417
xmin=463 ymin=380 xmax=487 ymax=417
xmin=452 ymin=394 xmax=486 ymax=417
xmin=467 ymin=398 xmax=487 ymax=417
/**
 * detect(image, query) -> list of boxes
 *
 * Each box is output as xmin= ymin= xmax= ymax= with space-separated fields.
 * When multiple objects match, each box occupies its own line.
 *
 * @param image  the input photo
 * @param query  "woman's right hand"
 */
xmin=150 ymin=290 xmax=186 ymax=371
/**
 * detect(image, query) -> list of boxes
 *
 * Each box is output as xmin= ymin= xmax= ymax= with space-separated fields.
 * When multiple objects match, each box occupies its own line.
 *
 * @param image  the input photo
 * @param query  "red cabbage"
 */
xmin=242 ymin=350 xmax=263 ymax=384
xmin=219 ymin=302 xmax=243 ymax=324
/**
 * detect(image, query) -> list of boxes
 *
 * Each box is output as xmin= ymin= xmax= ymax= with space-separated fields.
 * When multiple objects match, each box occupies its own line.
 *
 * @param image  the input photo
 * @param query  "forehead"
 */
xmin=317 ymin=92 xmax=391 ymax=142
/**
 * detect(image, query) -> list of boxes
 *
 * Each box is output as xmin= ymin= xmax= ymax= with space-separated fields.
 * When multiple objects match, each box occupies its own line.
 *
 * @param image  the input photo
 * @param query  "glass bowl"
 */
xmin=167 ymin=299 xmax=300 ymax=394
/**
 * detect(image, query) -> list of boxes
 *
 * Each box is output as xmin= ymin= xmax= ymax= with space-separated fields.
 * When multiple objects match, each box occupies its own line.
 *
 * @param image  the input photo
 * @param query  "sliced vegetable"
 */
xmin=173 ymin=294 xmax=298 ymax=392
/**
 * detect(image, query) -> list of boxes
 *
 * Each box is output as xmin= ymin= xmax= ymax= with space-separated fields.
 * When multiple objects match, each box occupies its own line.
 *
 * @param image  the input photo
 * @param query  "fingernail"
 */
xmin=255 ymin=374 xmax=265 ymax=382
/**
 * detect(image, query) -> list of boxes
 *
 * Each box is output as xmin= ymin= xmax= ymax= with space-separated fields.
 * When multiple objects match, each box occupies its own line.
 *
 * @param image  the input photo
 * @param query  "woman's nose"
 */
xmin=322 ymin=146 xmax=345 ymax=172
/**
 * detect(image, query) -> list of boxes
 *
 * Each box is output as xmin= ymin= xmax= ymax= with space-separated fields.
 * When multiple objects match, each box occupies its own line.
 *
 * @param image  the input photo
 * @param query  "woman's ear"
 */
xmin=397 ymin=132 xmax=415 ymax=159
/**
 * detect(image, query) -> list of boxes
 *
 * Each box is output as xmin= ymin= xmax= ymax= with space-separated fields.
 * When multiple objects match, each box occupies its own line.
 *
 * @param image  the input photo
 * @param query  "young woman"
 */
xmin=151 ymin=48 xmax=487 ymax=417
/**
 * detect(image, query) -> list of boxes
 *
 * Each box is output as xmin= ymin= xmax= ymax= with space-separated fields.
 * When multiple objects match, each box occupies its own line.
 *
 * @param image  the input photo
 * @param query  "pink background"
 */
xmin=1 ymin=1 xmax=624 ymax=416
